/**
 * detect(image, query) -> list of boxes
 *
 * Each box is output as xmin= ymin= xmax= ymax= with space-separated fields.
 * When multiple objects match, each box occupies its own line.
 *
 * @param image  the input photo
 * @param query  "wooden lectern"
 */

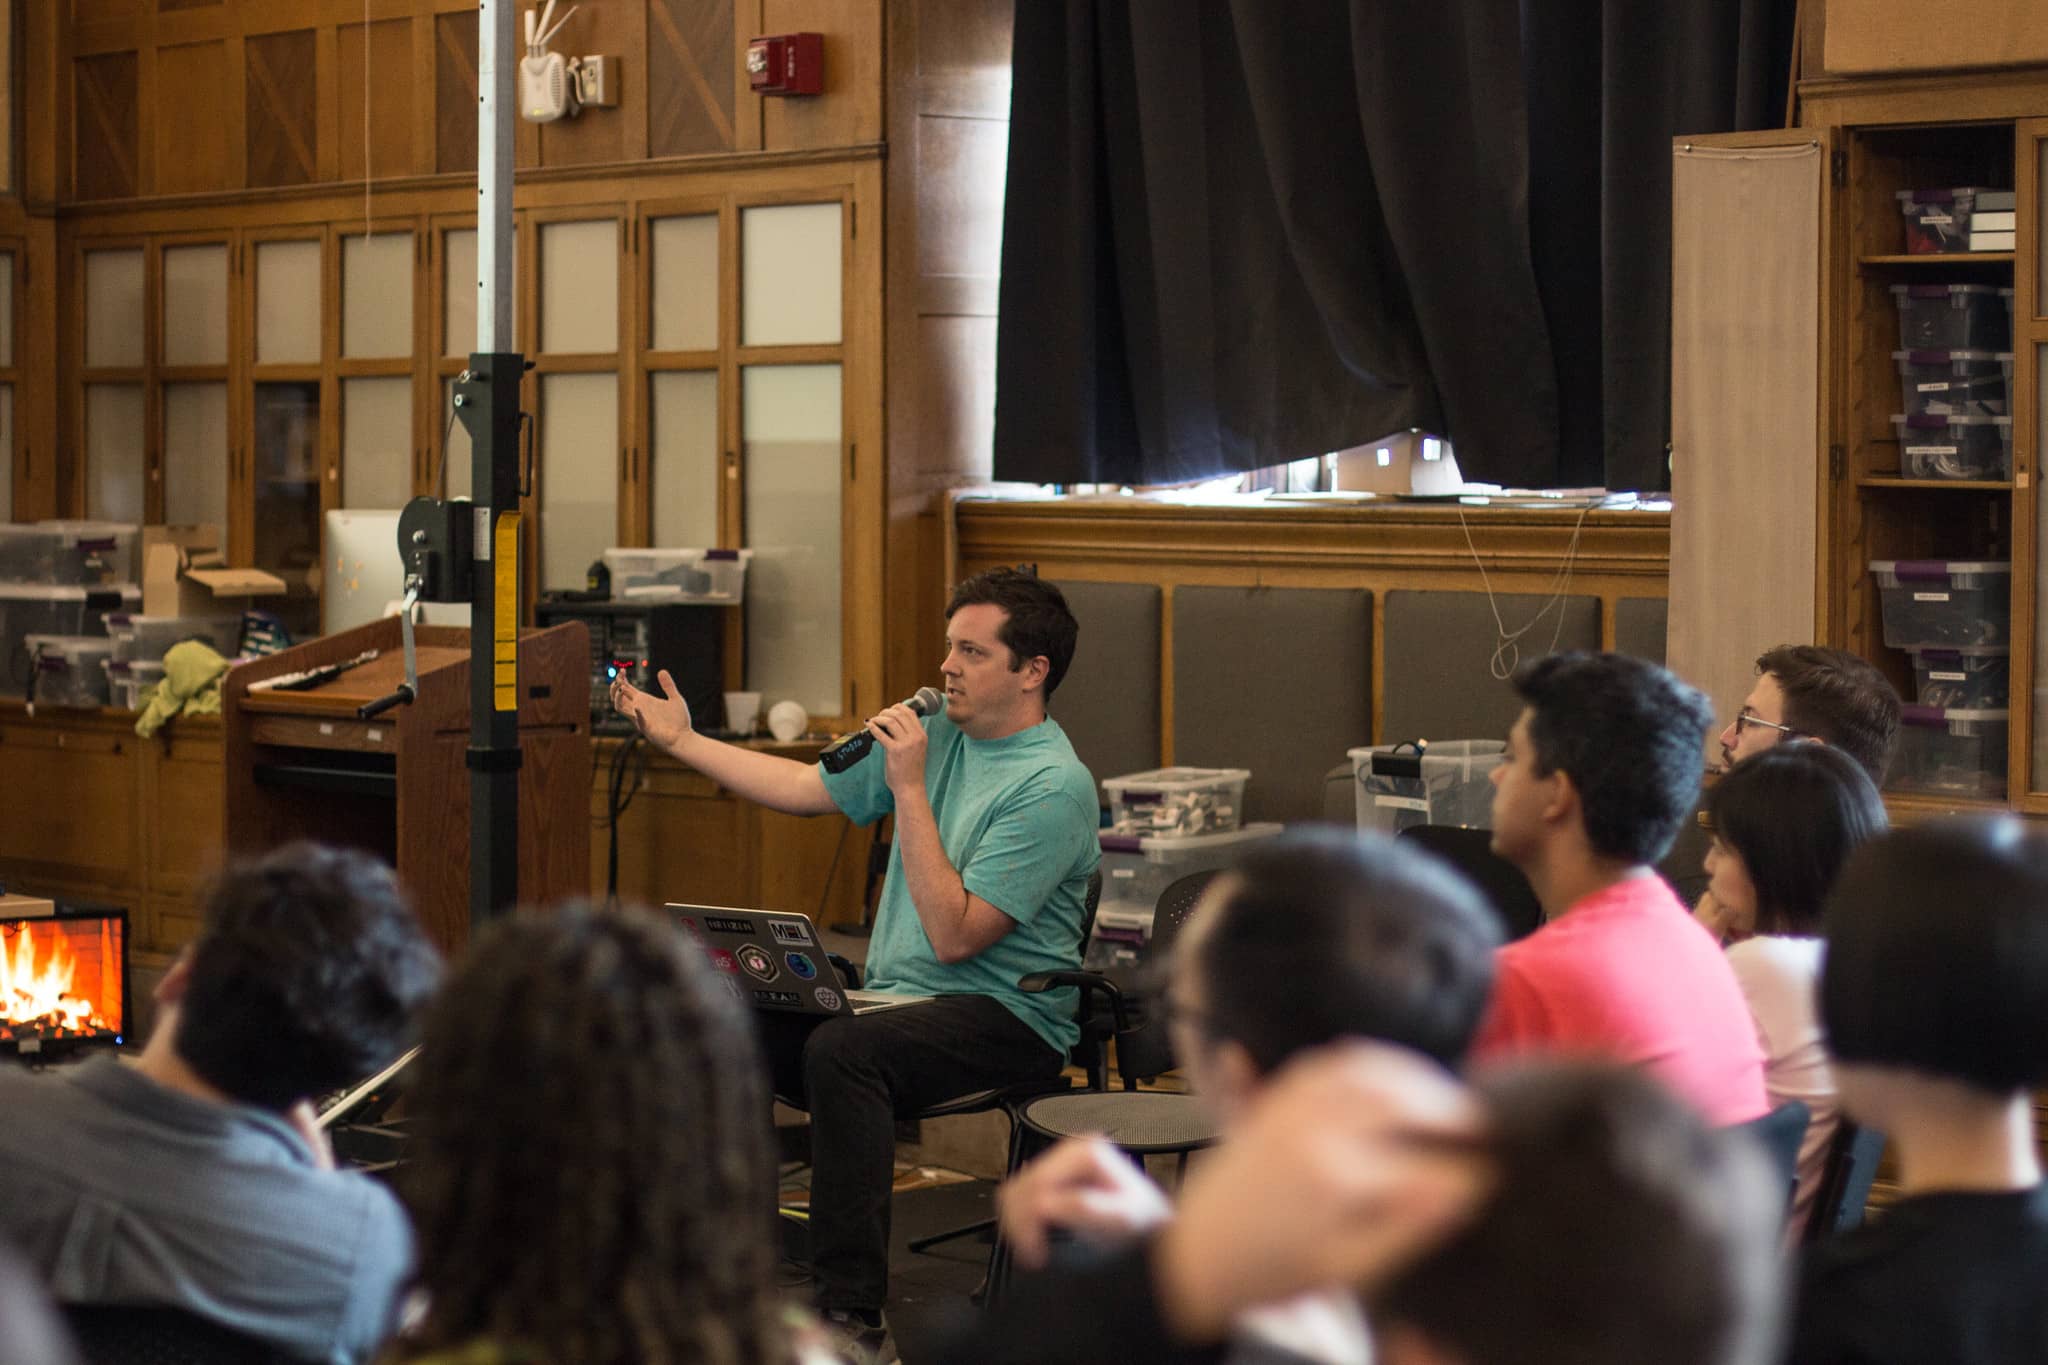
xmin=222 ymin=618 xmax=592 ymax=954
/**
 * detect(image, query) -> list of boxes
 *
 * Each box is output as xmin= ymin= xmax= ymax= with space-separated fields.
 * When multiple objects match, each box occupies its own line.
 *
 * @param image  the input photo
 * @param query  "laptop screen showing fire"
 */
xmin=1 ymin=909 xmax=128 ymax=1059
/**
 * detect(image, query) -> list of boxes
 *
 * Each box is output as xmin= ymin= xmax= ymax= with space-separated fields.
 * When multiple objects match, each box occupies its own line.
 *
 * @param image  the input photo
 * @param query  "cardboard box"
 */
xmin=1333 ymin=430 xmax=1465 ymax=495
xmin=141 ymin=525 xmax=286 ymax=619
xmin=0 ymin=893 xmax=56 ymax=918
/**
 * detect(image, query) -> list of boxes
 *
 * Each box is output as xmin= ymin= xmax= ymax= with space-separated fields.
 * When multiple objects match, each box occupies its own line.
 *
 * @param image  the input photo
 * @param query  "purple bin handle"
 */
xmin=1889 ymin=560 xmax=1958 ymax=582
xmin=1097 ymin=834 xmax=1144 ymax=854
xmin=1899 ymin=704 xmax=1948 ymax=727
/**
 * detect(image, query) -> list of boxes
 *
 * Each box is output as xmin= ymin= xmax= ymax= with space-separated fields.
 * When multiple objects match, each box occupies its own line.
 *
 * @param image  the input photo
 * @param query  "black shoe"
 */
xmin=819 ymin=1307 xmax=898 ymax=1365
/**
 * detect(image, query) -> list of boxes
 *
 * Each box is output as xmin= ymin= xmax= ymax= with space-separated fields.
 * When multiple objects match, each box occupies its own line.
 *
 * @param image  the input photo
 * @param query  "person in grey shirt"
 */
xmin=0 ymin=843 xmax=442 ymax=1365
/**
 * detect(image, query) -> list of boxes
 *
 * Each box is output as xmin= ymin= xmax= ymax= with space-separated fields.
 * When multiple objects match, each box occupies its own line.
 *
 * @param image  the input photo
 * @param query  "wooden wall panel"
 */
xmin=433 ymin=9 xmax=478 ymax=175
xmin=76 ymin=0 xmax=140 ymax=24
xmin=160 ymin=0 xmax=224 ymax=11
xmin=1823 ymin=0 xmax=2048 ymax=75
xmin=759 ymin=0 xmax=883 ymax=151
xmin=153 ymin=40 xmax=230 ymax=194
xmin=649 ymin=0 xmax=736 ymax=157
xmin=337 ymin=19 xmax=414 ymax=186
xmin=245 ymin=29 xmax=317 ymax=188
xmin=74 ymin=51 xmax=140 ymax=201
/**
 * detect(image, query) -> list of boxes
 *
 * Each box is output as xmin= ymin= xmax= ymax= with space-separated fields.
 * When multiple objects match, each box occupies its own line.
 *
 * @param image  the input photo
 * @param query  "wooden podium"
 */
xmin=222 ymin=618 xmax=592 ymax=954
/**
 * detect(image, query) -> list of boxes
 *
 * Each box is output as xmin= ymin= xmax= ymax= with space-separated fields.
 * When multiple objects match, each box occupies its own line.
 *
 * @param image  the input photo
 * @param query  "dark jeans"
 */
xmin=759 ymin=994 xmax=1064 ymax=1312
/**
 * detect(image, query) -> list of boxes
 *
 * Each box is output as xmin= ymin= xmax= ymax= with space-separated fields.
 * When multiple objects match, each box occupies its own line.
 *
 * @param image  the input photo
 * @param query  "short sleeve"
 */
xmin=818 ymin=733 xmax=901 ymax=827
xmin=958 ymin=782 xmax=1095 ymax=926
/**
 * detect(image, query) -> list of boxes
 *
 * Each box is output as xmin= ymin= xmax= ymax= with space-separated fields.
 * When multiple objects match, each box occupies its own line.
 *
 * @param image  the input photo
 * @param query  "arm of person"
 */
xmin=998 ymin=1135 xmax=1175 ymax=1270
xmin=869 ymin=703 xmax=1018 ymax=963
xmin=611 ymin=669 xmax=836 ymax=816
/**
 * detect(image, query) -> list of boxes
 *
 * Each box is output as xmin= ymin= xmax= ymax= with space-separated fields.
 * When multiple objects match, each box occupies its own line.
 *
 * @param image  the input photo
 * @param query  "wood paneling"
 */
xmin=245 ymin=28 xmax=317 ymax=188
xmin=759 ymin=0 xmax=883 ymax=152
xmin=75 ymin=51 xmax=140 ymax=201
xmin=649 ymin=0 xmax=737 ymax=157
xmin=154 ymin=40 xmax=230 ymax=194
xmin=433 ymin=9 xmax=478 ymax=175
xmin=1823 ymin=0 xmax=2048 ymax=75
xmin=160 ymin=0 xmax=223 ymax=11
xmin=337 ymin=19 xmax=414 ymax=186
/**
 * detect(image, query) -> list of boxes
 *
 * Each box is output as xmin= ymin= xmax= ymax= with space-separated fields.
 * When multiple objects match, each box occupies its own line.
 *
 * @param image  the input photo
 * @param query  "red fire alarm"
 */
xmin=747 ymin=32 xmax=824 ymax=96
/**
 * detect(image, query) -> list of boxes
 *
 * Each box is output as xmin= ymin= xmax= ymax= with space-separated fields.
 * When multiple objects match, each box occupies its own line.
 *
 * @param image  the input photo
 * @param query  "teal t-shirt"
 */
xmin=819 ymin=711 xmax=1100 ymax=1054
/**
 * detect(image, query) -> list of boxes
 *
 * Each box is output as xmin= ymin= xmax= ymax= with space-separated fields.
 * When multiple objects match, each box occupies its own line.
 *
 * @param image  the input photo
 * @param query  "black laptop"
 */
xmin=662 ymin=904 xmax=932 ymax=1016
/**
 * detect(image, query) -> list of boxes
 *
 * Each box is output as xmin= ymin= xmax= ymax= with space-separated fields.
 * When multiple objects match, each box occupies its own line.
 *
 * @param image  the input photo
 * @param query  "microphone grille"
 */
xmin=912 ymin=686 xmax=945 ymax=715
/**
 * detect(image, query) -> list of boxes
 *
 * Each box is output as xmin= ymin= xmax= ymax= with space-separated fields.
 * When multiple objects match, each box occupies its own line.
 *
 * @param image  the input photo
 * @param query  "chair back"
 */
xmin=1395 ymin=825 xmax=1543 ymax=940
xmin=1728 ymin=1099 xmax=1810 ymax=1214
xmin=62 ymin=1305 xmax=287 ymax=1365
xmin=1110 ymin=869 xmax=1225 ymax=1084
xmin=1803 ymin=1121 xmax=1887 ymax=1244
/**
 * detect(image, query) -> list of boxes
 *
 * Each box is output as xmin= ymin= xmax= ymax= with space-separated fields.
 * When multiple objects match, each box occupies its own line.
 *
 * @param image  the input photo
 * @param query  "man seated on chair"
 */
xmin=981 ymin=827 xmax=1502 ymax=1365
xmin=1472 ymin=651 xmax=1768 ymax=1124
xmin=611 ymin=566 xmax=1100 ymax=1357
xmin=0 ymin=843 xmax=442 ymax=1365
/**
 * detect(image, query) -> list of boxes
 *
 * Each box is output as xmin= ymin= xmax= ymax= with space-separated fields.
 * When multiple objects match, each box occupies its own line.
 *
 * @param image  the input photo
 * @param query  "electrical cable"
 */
xmin=603 ymin=731 xmax=649 ymax=906
xmin=1457 ymin=502 xmax=1591 ymax=680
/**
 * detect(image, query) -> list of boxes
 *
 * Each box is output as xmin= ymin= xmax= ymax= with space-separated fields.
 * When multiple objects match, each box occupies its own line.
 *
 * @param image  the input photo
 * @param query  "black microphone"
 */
xmin=819 ymin=687 xmax=945 ymax=773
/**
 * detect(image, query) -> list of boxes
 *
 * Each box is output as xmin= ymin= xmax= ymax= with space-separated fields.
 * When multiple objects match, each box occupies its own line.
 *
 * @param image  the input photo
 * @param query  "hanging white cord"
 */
xmin=1457 ymin=501 xmax=1592 ymax=680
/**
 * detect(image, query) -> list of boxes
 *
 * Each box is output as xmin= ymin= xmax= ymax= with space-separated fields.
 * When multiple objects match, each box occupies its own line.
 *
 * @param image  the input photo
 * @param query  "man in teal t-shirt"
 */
xmin=612 ymin=568 xmax=1098 ymax=1347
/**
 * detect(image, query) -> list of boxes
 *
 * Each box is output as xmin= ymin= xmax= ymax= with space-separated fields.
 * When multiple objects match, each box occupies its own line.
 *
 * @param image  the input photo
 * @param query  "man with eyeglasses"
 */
xmin=1716 ymin=646 xmax=1901 ymax=784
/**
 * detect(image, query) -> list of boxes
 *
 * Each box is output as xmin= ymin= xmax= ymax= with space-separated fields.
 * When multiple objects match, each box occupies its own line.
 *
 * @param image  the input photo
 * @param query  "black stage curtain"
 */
xmin=994 ymin=1 xmax=1793 ymax=493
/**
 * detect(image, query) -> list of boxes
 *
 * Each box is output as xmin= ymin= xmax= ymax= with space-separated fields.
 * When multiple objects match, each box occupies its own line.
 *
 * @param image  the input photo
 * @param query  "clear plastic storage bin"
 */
xmin=1349 ymin=741 xmax=1505 ymax=834
xmin=1870 ymin=560 xmax=2010 ymax=650
xmin=1895 ymin=187 xmax=1990 ymax=253
xmin=1085 ymin=822 xmax=1285 ymax=969
xmin=0 ymin=583 xmax=139 ymax=696
xmin=601 ymin=547 xmax=753 ymax=601
xmin=1889 ymin=705 xmax=2008 ymax=798
xmin=1892 ymin=350 xmax=2011 ymax=418
xmin=102 ymin=658 xmax=167 ymax=711
xmin=1889 ymin=412 xmax=2012 ymax=479
xmin=28 ymin=521 xmax=139 ymax=587
xmin=1909 ymin=646 xmax=2008 ymax=709
xmin=1102 ymin=766 xmax=1252 ymax=836
xmin=1890 ymin=284 xmax=2011 ymax=351
xmin=101 ymin=612 xmax=243 ymax=664
xmin=25 ymin=635 xmax=116 ymax=708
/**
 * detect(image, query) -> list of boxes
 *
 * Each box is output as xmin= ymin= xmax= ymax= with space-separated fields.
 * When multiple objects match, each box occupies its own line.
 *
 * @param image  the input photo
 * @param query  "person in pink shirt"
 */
xmin=1474 ymin=651 xmax=1768 ymax=1125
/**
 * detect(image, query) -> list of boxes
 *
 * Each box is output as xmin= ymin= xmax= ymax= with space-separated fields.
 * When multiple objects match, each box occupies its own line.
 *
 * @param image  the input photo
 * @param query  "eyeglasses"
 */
xmin=1732 ymin=711 xmax=1801 ymax=740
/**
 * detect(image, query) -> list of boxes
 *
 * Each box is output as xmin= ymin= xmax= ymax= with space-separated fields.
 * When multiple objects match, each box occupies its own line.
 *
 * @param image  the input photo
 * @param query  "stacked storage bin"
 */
xmin=97 ymin=611 xmax=243 ymax=710
xmin=1887 ymin=286 xmax=2013 ymax=479
xmin=1870 ymin=560 xmax=2011 ymax=796
xmin=1084 ymin=821 xmax=1284 ymax=970
xmin=0 ymin=522 xmax=141 ymax=704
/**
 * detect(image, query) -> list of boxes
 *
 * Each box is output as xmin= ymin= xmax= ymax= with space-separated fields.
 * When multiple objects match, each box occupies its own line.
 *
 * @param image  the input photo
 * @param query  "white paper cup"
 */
xmin=723 ymin=690 xmax=762 ymax=736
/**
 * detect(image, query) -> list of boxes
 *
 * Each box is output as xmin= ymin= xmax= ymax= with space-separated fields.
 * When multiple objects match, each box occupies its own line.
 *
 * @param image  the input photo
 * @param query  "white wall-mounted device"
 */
xmin=521 ymin=1 xmax=581 ymax=123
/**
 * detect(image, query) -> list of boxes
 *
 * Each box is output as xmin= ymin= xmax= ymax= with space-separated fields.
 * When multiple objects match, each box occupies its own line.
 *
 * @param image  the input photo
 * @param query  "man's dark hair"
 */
xmin=1511 ymin=652 xmax=1714 ymax=866
xmin=1375 ymin=1063 xmax=1783 ymax=1365
xmin=1754 ymin=646 xmax=1900 ymax=784
xmin=175 ymin=842 xmax=441 ymax=1111
xmin=1704 ymin=743 xmax=1888 ymax=936
xmin=1822 ymin=818 xmax=2048 ymax=1094
xmin=399 ymin=904 xmax=784 ymax=1365
xmin=945 ymin=567 xmax=1080 ymax=701
xmin=1186 ymin=830 xmax=1501 ymax=1073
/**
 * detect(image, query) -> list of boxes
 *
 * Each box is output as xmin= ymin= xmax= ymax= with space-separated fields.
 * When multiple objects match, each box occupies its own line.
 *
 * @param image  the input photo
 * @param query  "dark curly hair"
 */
xmin=1512 ymin=652 xmax=1715 ymax=866
xmin=1754 ymin=645 xmax=1900 ymax=784
xmin=175 ymin=842 xmax=441 ymax=1110
xmin=395 ymin=903 xmax=789 ymax=1365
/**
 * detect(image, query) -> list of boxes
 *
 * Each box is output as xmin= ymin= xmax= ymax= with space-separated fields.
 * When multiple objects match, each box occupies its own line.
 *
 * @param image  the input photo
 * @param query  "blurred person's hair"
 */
xmin=1704 ymin=743 xmax=1888 ymax=936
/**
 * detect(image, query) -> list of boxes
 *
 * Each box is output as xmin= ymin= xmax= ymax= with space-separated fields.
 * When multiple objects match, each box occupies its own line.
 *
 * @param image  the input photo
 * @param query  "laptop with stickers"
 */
xmin=661 ymin=904 xmax=933 ymax=1017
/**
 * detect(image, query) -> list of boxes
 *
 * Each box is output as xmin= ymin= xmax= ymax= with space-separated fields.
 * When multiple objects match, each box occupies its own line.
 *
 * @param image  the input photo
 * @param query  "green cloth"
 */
xmin=134 ymin=640 xmax=230 ymax=738
xmin=819 ymin=711 xmax=1100 ymax=1054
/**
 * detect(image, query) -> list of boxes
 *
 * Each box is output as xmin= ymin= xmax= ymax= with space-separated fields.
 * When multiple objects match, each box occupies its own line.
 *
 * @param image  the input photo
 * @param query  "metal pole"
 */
xmin=460 ymin=0 xmax=524 ymax=927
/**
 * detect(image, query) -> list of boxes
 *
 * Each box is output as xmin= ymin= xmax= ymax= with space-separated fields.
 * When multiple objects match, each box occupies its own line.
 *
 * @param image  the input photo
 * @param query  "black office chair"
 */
xmin=1394 ymin=824 xmax=1544 ymax=941
xmin=61 ymin=1305 xmax=288 ymax=1365
xmin=1803 ymin=1120 xmax=1887 ymax=1244
xmin=1728 ymin=1099 xmax=1811 ymax=1218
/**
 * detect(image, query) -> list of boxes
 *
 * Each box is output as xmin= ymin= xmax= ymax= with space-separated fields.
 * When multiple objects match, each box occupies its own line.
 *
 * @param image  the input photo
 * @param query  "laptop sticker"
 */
xmin=709 ymin=948 xmax=739 ymax=974
xmin=813 ymin=987 xmax=843 ymax=1012
xmin=753 ymin=989 xmax=802 ymax=1007
xmin=768 ymin=918 xmax=813 ymax=946
xmin=737 ymin=945 xmax=777 ymax=982
xmin=785 ymin=953 xmax=818 ymax=980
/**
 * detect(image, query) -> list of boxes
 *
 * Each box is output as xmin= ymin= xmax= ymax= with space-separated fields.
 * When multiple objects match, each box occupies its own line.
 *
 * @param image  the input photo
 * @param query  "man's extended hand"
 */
xmin=999 ymin=1135 xmax=1174 ymax=1270
xmin=1151 ymin=1041 xmax=1492 ymax=1341
xmin=867 ymin=702 xmax=930 ymax=797
xmin=610 ymin=669 xmax=695 ymax=753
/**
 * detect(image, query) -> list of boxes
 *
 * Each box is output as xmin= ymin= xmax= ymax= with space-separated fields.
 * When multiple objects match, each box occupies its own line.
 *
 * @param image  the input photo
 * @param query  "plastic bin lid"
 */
xmin=1892 ymin=349 xmax=2008 ymax=363
xmin=0 ymin=581 xmax=141 ymax=601
xmin=1889 ymin=283 xmax=2003 ymax=298
xmin=1900 ymin=704 xmax=2009 ymax=726
xmin=1910 ymin=644 xmax=2010 ymax=659
xmin=1895 ymin=187 xmax=1993 ymax=203
xmin=1869 ymin=559 xmax=2010 ymax=577
xmin=34 ymin=520 xmax=137 ymax=548
xmin=103 ymin=657 xmax=166 ymax=677
xmin=1891 ymin=413 xmax=2012 ymax=429
xmin=24 ymin=634 xmax=116 ymax=655
xmin=1098 ymin=821 xmax=1285 ymax=856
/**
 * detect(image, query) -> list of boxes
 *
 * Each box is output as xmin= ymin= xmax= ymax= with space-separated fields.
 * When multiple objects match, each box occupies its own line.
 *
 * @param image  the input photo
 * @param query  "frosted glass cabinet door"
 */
xmin=539 ymin=220 xmax=618 ymax=354
xmin=162 ymin=245 xmax=229 ymax=366
xmin=85 ymin=249 xmax=145 ymax=369
xmin=650 ymin=371 xmax=719 ymax=550
xmin=743 ymin=364 xmax=841 ymax=714
xmin=342 ymin=377 xmax=414 ymax=508
xmin=443 ymin=228 xmax=476 ymax=356
xmin=342 ymin=233 xmax=415 ymax=359
xmin=252 ymin=382 xmax=322 ymax=577
xmin=255 ymin=241 xmax=322 ymax=365
xmin=741 ymin=204 xmax=841 ymax=347
xmin=539 ymin=373 xmax=619 ymax=589
xmin=650 ymin=215 xmax=718 ymax=351
xmin=163 ymin=383 xmax=229 ymax=529
xmin=86 ymin=383 xmax=146 ymax=524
